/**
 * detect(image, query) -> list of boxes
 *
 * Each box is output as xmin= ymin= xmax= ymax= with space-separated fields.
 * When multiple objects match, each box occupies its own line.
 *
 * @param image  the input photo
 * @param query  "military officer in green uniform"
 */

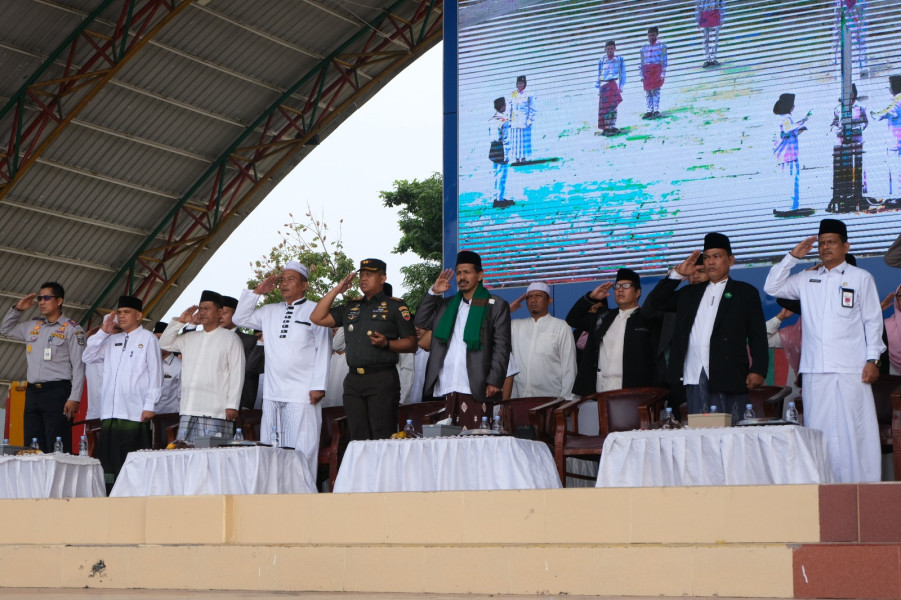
xmin=1 ymin=282 xmax=86 ymax=453
xmin=312 ymin=259 xmax=416 ymax=440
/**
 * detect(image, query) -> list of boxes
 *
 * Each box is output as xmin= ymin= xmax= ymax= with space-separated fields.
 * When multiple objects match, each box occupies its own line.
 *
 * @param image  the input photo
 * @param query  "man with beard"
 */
xmin=414 ymin=251 xmax=511 ymax=429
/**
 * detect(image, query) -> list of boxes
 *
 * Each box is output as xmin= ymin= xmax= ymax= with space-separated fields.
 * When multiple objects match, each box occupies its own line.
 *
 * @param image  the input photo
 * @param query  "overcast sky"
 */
xmin=162 ymin=44 xmax=443 ymax=318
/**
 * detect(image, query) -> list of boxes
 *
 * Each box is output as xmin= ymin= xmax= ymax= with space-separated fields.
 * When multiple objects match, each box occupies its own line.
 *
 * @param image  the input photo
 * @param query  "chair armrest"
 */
xmin=425 ymin=408 xmax=447 ymax=424
xmin=527 ymin=398 xmax=567 ymax=442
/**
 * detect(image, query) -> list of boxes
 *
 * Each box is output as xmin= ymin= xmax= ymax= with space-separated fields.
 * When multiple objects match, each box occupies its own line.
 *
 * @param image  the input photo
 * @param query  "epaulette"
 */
xmin=390 ymin=296 xmax=404 ymax=303
xmin=66 ymin=319 xmax=79 ymax=326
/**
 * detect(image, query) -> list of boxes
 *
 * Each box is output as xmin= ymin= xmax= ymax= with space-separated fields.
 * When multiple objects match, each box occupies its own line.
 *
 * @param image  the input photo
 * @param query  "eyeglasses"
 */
xmin=613 ymin=283 xmax=634 ymax=290
xmin=35 ymin=295 xmax=58 ymax=302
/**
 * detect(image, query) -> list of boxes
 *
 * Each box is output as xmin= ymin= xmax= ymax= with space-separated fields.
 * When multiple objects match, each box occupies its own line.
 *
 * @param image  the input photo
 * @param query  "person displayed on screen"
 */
xmin=509 ymin=75 xmax=536 ymax=163
xmin=639 ymin=26 xmax=667 ymax=119
xmin=764 ymin=219 xmax=885 ymax=483
xmin=773 ymin=93 xmax=810 ymax=214
xmin=696 ymin=0 xmax=724 ymax=68
xmin=870 ymin=75 xmax=901 ymax=197
xmin=830 ymin=83 xmax=868 ymax=194
xmin=596 ymin=40 xmax=626 ymax=136
xmin=488 ymin=97 xmax=514 ymax=209
xmin=833 ymin=0 xmax=868 ymax=78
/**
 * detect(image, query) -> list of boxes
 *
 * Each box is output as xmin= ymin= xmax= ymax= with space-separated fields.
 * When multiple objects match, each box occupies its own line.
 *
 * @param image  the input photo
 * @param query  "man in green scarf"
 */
xmin=414 ymin=251 xmax=511 ymax=429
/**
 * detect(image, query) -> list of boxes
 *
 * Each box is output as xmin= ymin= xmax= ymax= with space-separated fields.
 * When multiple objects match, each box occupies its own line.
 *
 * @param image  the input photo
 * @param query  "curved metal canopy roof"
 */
xmin=0 ymin=0 xmax=443 ymax=387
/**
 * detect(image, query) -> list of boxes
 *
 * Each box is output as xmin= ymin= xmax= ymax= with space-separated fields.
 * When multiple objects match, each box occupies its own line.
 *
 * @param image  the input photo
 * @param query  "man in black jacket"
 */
xmin=645 ymin=233 xmax=767 ymax=418
xmin=566 ymin=268 xmax=662 ymax=395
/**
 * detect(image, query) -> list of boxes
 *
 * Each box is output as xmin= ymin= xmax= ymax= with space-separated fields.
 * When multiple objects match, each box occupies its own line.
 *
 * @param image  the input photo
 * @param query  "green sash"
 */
xmin=433 ymin=284 xmax=491 ymax=351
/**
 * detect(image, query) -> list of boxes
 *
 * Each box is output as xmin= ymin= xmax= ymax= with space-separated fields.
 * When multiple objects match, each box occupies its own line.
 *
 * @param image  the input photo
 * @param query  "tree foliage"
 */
xmin=247 ymin=205 xmax=359 ymax=305
xmin=380 ymin=173 xmax=443 ymax=312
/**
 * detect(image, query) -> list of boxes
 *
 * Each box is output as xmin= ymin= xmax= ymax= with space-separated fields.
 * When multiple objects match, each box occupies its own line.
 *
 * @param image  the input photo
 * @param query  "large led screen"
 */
xmin=457 ymin=0 xmax=901 ymax=288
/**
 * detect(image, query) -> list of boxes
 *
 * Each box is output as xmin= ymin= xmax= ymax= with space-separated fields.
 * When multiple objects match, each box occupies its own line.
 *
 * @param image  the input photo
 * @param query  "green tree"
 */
xmin=380 ymin=173 xmax=443 ymax=312
xmin=247 ymin=205 xmax=359 ymax=305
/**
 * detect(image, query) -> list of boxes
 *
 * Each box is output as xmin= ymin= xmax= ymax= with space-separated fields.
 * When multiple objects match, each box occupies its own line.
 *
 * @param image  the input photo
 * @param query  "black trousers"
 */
xmin=343 ymin=368 xmax=399 ymax=441
xmin=25 ymin=381 xmax=72 ymax=453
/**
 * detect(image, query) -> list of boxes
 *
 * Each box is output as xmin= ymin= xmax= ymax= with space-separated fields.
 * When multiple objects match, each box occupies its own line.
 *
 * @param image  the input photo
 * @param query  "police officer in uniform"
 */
xmin=312 ymin=259 xmax=416 ymax=440
xmin=1 ymin=282 xmax=85 ymax=453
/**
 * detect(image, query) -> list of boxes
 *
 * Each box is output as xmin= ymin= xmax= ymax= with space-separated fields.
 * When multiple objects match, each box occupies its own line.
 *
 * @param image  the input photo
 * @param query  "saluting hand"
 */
xmin=100 ymin=312 xmax=118 ymax=334
xmin=253 ymin=273 xmax=281 ymax=295
xmin=431 ymin=268 xmax=454 ymax=295
xmin=179 ymin=305 xmax=199 ymax=324
xmin=15 ymin=293 xmax=36 ymax=312
xmin=509 ymin=293 xmax=527 ymax=313
xmin=674 ymin=250 xmax=702 ymax=277
xmin=336 ymin=271 xmax=357 ymax=294
xmin=588 ymin=281 xmax=613 ymax=301
xmin=790 ymin=236 xmax=817 ymax=259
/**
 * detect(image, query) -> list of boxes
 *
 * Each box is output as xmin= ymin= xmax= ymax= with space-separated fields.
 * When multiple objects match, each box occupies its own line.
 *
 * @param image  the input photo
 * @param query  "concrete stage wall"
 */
xmin=0 ymin=484 xmax=899 ymax=598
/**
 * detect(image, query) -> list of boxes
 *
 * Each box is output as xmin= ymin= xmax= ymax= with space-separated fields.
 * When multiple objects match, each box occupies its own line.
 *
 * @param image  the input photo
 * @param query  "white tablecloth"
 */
xmin=333 ymin=436 xmax=561 ymax=493
xmin=0 ymin=453 xmax=105 ymax=498
xmin=596 ymin=425 xmax=834 ymax=487
xmin=110 ymin=446 xmax=317 ymax=497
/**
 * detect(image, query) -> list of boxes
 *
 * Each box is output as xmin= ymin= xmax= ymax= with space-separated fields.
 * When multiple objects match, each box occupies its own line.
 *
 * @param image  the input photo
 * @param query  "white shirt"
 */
xmin=233 ymin=290 xmax=330 ymax=403
xmin=84 ymin=361 xmax=103 ymax=420
xmin=511 ymin=313 xmax=576 ymax=398
xmin=159 ymin=322 xmax=245 ymax=418
xmin=764 ymin=255 xmax=885 ymax=373
xmin=681 ymin=273 xmax=729 ymax=385
xmin=82 ymin=327 xmax=162 ymax=421
xmin=409 ymin=347 xmax=429 ymax=404
xmin=596 ymin=307 xmax=638 ymax=391
xmin=397 ymin=351 xmax=416 ymax=404
xmin=155 ymin=352 xmax=182 ymax=415
xmin=435 ymin=298 xmax=473 ymax=396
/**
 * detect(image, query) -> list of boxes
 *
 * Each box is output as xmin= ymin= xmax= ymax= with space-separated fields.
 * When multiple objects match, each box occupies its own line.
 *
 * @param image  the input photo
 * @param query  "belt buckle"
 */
xmin=356 ymin=367 xmax=365 ymax=375
xmin=33 ymin=383 xmax=43 ymax=389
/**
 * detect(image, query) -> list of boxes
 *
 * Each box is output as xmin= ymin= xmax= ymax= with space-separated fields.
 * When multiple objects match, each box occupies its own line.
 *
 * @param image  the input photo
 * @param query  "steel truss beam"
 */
xmin=86 ymin=0 xmax=443 ymax=325
xmin=0 ymin=0 xmax=195 ymax=202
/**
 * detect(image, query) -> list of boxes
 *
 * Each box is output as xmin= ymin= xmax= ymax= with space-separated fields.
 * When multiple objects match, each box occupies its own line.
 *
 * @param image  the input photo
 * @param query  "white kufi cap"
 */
xmin=284 ymin=261 xmax=309 ymax=278
xmin=526 ymin=282 xmax=551 ymax=296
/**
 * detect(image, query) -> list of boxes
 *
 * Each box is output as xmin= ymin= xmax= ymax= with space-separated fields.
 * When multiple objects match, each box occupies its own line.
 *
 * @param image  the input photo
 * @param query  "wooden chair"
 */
xmin=321 ymin=406 xmax=348 ymax=492
xmin=237 ymin=408 xmax=263 ymax=441
xmin=397 ymin=400 xmax=446 ymax=435
xmin=553 ymin=387 xmax=668 ymax=487
xmin=873 ymin=374 xmax=901 ymax=479
xmin=678 ymin=385 xmax=793 ymax=422
xmin=496 ymin=396 xmax=565 ymax=446
xmin=150 ymin=413 xmax=180 ymax=449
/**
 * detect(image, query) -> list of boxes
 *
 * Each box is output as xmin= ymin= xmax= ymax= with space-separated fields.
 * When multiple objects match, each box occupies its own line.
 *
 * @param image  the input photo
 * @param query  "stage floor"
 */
xmin=0 ymin=592 xmax=791 ymax=600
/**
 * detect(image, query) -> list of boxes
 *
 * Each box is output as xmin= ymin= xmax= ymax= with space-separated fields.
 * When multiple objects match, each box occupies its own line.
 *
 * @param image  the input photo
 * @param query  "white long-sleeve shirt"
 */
xmin=82 ymin=327 xmax=162 ymax=421
xmin=159 ymin=322 xmax=245 ymax=418
xmin=764 ymin=255 xmax=885 ymax=373
xmin=232 ymin=290 xmax=330 ymax=403
xmin=597 ymin=306 xmax=638 ymax=391
xmin=511 ymin=314 xmax=576 ymax=398
xmin=675 ymin=270 xmax=729 ymax=384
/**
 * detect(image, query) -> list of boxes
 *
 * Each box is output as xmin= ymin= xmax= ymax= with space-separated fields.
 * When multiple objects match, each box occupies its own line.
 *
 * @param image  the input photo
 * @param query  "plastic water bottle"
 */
xmin=53 ymin=436 xmax=64 ymax=453
xmin=78 ymin=435 xmax=89 ymax=456
xmin=479 ymin=416 xmax=490 ymax=430
xmin=271 ymin=426 xmax=280 ymax=447
xmin=785 ymin=401 xmax=800 ymax=424
xmin=662 ymin=407 xmax=675 ymax=429
xmin=492 ymin=416 xmax=503 ymax=433
xmin=743 ymin=403 xmax=756 ymax=421
xmin=233 ymin=428 xmax=244 ymax=442
xmin=709 ymin=405 xmax=718 ymax=413
xmin=30 ymin=437 xmax=40 ymax=450
xmin=403 ymin=419 xmax=415 ymax=438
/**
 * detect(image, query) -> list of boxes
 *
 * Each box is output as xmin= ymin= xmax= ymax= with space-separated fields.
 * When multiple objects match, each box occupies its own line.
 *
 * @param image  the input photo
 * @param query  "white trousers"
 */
xmin=805 ymin=373 xmax=881 ymax=483
xmin=261 ymin=398 xmax=322 ymax=483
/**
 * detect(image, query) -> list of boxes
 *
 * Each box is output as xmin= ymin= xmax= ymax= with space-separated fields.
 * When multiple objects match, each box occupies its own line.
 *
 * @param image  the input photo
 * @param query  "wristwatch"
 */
xmin=867 ymin=358 xmax=881 ymax=368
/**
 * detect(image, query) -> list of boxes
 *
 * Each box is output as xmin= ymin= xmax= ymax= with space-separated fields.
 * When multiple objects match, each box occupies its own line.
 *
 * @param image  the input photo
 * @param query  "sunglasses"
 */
xmin=613 ymin=283 xmax=635 ymax=290
xmin=35 ymin=295 xmax=58 ymax=302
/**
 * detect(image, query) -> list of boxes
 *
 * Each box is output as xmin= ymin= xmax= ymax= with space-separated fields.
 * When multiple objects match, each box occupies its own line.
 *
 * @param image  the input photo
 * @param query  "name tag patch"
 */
xmin=841 ymin=287 xmax=854 ymax=308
